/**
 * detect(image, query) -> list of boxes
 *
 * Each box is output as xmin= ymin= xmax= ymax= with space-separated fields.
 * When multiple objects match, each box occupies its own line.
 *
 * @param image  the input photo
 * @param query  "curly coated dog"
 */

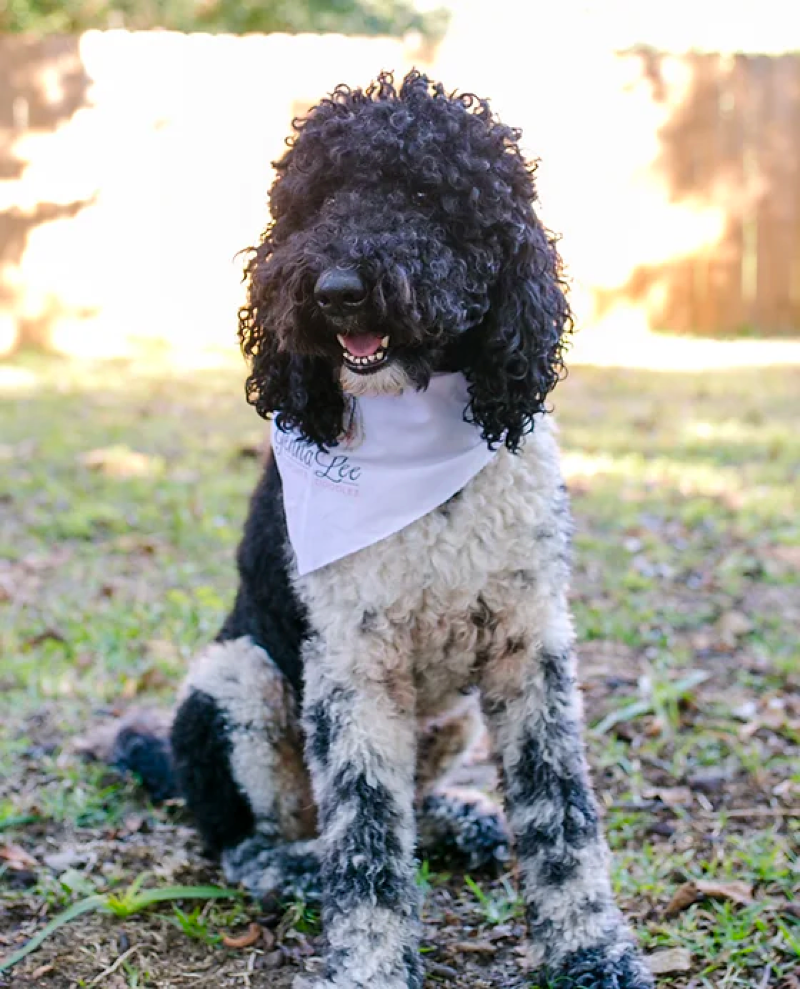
xmin=106 ymin=70 xmax=654 ymax=989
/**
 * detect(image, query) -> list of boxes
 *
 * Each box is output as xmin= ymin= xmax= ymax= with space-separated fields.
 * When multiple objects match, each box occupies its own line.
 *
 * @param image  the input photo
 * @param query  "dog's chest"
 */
xmin=295 ymin=418 xmax=568 ymax=712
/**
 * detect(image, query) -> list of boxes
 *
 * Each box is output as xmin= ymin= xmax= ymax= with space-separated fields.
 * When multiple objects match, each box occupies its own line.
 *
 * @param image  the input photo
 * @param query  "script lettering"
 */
xmin=314 ymin=452 xmax=362 ymax=485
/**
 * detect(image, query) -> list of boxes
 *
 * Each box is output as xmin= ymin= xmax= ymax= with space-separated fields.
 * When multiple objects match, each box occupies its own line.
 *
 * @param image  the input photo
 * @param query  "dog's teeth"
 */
xmin=342 ymin=346 xmax=388 ymax=369
xmin=336 ymin=334 xmax=348 ymax=349
xmin=380 ymin=335 xmax=390 ymax=348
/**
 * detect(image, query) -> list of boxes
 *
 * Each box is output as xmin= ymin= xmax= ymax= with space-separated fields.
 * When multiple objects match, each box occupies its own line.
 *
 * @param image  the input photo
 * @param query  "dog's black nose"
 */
xmin=314 ymin=268 xmax=367 ymax=312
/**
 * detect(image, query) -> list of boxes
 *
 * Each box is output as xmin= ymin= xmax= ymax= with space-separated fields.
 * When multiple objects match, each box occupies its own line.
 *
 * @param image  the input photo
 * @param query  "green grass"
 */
xmin=464 ymin=874 xmax=522 ymax=925
xmin=1 ymin=349 xmax=799 ymax=987
xmin=0 ymin=875 xmax=239 ymax=974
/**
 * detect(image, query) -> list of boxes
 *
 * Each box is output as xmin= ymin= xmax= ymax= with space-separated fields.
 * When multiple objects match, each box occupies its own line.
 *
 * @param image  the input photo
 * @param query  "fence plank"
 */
xmin=788 ymin=56 xmax=800 ymax=330
xmin=751 ymin=56 xmax=787 ymax=332
xmin=692 ymin=54 xmax=730 ymax=335
xmin=710 ymin=55 xmax=746 ymax=335
xmin=776 ymin=54 xmax=800 ymax=333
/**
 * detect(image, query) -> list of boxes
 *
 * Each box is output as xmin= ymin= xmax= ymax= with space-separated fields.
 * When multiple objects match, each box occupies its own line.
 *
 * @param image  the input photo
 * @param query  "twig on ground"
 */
xmin=88 ymin=944 xmax=141 ymax=985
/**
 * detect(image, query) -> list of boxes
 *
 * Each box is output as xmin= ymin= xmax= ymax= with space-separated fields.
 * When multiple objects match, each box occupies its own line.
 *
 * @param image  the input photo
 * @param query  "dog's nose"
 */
xmin=314 ymin=268 xmax=367 ymax=312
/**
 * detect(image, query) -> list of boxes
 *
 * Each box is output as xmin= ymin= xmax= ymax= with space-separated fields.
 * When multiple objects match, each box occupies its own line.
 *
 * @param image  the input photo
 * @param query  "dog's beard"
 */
xmin=339 ymin=361 xmax=412 ymax=397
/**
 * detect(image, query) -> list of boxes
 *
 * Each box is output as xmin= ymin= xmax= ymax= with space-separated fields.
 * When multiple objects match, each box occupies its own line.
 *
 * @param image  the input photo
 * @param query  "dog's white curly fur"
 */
xmin=174 ymin=414 xmax=650 ymax=989
xmin=291 ymin=416 xmax=644 ymax=988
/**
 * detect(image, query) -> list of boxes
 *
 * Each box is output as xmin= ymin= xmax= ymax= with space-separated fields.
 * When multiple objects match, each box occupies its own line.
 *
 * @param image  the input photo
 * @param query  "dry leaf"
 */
xmin=716 ymin=610 xmax=753 ymax=645
xmin=689 ymin=629 xmax=715 ymax=652
xmin=450 ymin=940 xmax=497 ymax=955
xmin=665 ymin=882 xmax=701 ymax=917
xmin=43 ymin=847 xmax=94 ymax=872
xmin=222 ymin=923 xmax=262 ymax=949
xmin=0 ymin=843 xmax=38 ymax=870
xmin=79 ymin=446 xmax=160 ymax=478
xmin=695 ymin=879 xmax=754 ymax=907
xmin=665 ymin=879 xmax=754 ymax=917
xmin=643 ymin=786 xmax=692 ymax=807
xmin=647 ymin=947 xmax=692 ymax=975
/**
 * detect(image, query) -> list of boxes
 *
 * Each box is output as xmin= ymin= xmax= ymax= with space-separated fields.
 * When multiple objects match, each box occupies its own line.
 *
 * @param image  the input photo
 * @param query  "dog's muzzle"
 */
xmin=315 ymin=266 xmax=391 ymax=374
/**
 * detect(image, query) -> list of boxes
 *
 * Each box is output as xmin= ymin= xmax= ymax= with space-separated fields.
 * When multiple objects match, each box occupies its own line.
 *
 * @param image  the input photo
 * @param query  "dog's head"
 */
xmin=239 ymin=70 xmax=572 ymax=451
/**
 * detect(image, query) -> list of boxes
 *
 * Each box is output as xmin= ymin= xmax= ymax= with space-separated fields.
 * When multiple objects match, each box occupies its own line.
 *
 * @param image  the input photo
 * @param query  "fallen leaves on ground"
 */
xmin=0 ymin=844 xmax=38 ymax=870
xmin=643 ymin=786 xmax=692 ymax=807
xmin=665 ymin=879 xmax=755 ymax=918
xmin=449 ymin=940 xmax=497 ymax=955
xmin=647 ymin=948 xmax=692 ymax=975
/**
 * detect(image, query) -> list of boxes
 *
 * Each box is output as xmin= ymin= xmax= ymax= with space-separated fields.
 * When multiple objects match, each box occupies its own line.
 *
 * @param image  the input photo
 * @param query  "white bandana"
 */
xmin=272 ymin=372 xmax=498 ymax=575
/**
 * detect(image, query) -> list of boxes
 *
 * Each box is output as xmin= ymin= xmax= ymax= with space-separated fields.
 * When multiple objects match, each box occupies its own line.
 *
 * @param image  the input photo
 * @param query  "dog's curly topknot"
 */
xmin=238 ymin=69 xmax=572 ymax=452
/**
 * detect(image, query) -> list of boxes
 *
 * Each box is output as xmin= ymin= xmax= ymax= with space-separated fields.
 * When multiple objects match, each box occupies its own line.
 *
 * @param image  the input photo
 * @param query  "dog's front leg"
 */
xmin=301 ymin=637 xmax=421 ymax=989
xmin=482 ymin=633 xmax=653 ymax=988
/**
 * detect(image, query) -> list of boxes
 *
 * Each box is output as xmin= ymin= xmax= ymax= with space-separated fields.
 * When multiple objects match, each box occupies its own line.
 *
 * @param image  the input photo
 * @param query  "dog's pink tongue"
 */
xmin=343 ymin=334 xmax=383 ymax=357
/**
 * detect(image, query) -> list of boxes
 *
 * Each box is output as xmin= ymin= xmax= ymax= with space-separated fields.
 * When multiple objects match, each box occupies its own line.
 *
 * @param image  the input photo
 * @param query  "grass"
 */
xmin=464 ymin=875 xmax=522 ymax=925
xmin=0 ymin=875 xmax=239 ymax=974
xmin=1 ymin=347 xmax=799 ymax=988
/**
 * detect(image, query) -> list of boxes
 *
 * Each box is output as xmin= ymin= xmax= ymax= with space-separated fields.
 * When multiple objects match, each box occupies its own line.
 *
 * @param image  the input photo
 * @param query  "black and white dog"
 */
xmin=112 ymin=71 xmax=653 ymax=989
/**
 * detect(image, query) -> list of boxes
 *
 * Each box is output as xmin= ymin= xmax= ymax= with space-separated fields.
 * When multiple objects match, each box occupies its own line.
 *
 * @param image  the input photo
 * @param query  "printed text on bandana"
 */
xmin=273 ymin=431 xmax=362 ymax=497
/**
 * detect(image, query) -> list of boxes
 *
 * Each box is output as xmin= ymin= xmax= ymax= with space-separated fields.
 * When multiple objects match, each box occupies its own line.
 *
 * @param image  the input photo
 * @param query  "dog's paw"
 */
xmin=222 ymin=834 xmax=322 ymax=904
xmin=532 ymin=944 xmax=654 ymax=989
xmin=418 ymin=789 xmax=510 ymax=871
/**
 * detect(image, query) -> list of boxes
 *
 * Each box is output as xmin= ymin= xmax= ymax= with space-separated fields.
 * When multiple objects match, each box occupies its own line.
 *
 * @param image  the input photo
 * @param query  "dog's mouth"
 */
xmin=336 ymin=333 xmax=391 ymax=373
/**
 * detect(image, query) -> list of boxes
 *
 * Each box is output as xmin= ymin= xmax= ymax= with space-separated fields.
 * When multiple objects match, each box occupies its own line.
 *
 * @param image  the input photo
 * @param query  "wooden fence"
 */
xmin=608 ymin=51 xmax=800 ymax=336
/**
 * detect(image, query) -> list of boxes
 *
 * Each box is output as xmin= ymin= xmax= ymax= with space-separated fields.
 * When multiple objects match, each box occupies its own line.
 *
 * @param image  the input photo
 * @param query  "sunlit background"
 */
xmin=1 ymin=0 xmax=799 ymax=363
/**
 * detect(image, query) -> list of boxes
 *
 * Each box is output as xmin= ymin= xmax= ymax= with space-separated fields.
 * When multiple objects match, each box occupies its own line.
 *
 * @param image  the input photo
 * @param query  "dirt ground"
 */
xmin=1 ymin=345 xmax=798 ymax=988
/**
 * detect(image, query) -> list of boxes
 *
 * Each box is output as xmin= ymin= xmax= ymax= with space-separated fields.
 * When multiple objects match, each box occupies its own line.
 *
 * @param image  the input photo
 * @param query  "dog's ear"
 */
xmin=238 ymin=241 xmax=345 ymax=450
xmin=464 ymin=210 xmax=572 ymax=453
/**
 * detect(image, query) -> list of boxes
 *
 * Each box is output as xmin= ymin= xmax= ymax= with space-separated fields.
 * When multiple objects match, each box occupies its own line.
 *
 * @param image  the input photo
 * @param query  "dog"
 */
xmin=102 ymin=70 xmax=654 ymax=989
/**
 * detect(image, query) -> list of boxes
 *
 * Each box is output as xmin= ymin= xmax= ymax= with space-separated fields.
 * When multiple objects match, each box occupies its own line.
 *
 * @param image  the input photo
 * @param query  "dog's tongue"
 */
xmin=343 ymin=334 xmax=383 ymax=357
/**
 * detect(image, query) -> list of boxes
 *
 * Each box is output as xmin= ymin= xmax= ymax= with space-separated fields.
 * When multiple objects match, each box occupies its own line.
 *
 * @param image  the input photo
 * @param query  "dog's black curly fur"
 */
xmin=238 ymin=69 xmax=572 ymax=453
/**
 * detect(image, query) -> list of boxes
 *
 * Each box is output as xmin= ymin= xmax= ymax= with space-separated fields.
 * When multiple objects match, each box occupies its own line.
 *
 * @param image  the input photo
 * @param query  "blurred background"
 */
xmin=1 ymin=5 xmax=799 ymax=989
xmin=1 ymin=0 xmax=799 ymax=358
